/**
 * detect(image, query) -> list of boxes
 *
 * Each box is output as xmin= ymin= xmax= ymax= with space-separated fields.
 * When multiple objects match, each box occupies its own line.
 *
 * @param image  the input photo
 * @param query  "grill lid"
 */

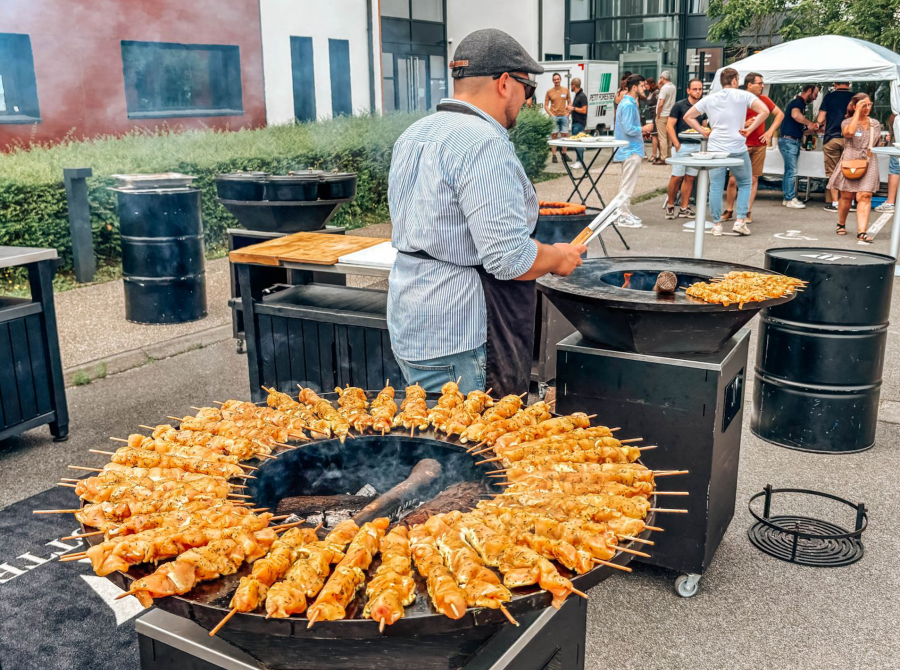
xmin=111 ymin=172 xmax=196 ymax=190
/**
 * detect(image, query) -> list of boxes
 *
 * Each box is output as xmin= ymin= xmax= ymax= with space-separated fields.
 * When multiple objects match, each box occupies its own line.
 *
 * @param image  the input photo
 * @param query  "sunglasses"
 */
xmin=493 ymin=72 xmax=537 ymax=99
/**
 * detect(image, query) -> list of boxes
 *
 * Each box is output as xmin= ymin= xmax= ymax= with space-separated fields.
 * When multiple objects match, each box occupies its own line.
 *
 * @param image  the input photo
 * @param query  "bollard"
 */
xmin=63 ymin=167 xmax=95 ymax=283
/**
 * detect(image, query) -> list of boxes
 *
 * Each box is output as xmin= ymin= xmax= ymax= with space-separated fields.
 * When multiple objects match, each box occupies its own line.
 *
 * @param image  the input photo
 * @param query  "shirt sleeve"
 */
xmin=693 ymin=97 xmax=708 ymax=116
xmin=455 ymin=139 xmax=538 ymax=281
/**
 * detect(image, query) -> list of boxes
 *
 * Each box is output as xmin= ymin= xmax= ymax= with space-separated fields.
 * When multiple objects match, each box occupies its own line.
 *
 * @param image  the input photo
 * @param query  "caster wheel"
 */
xmin=236 ymin=339 xmax=246 ymax=354
xmin=674 ymin=574 xmax=700 ymax=598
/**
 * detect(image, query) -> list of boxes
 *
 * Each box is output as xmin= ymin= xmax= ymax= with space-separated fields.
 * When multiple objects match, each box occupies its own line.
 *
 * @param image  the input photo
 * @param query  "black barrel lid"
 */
xmin=217 ymin=171 xmax=270 ymax=181
xmin=270 ymin=169 xmax=324 ymax=182
xmin=766 ymin=247 xmax=895 ymax=267
xmin=320 ymin=170 xmax=357 ymax=182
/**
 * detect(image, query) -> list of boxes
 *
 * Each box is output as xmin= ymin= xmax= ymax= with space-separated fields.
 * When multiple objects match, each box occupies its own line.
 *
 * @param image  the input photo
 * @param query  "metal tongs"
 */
xmin=569 ymin=192 xmax=630 ymax=246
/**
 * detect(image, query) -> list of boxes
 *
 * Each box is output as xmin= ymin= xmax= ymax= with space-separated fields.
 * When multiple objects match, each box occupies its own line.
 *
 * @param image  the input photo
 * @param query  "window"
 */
xmin=570 ymin=0 xmax=591 ymax=19
xmin=568 ymin=44 xmax=592 ymax=59
xmin=429 ymin=55 xmax=446 ymax=108
xmin=121 ymin=41 xmax=243 ymax=119
xmin=0 ymin=33 xmax=40 ymax=124
xmin=329 ymin=39 xmax=352 ymax=117
xmin=412 ymin=0 xmax=443 ymax=22
xmin=291 ymin=37 xmax=316 ymax=122
xmin=544 ymin=53 xmax=564 ymax=61
xmin=381 ymin=0 xmax=410 ymax=17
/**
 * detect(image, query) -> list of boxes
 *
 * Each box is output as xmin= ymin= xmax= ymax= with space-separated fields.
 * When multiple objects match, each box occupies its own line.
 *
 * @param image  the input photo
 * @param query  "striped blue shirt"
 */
xmin=387 ymin=99 xmax=539 ymax=362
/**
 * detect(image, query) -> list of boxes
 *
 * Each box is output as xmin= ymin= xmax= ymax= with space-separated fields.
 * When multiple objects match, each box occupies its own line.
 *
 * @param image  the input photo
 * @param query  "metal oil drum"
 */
xmin=115 ymin=180 xmax=207 ymax=324
xmin=751 ymin=247 xmax=894 ymax=453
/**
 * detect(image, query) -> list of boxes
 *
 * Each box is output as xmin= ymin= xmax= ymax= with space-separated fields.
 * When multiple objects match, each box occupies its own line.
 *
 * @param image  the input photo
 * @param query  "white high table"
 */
xmin=871 ymin=146 xmax=900 ymax=275
xmin=666 ymin=155 xmax=745 ymax=258
xmin=676 ymin=132 xmax=716 ymax=230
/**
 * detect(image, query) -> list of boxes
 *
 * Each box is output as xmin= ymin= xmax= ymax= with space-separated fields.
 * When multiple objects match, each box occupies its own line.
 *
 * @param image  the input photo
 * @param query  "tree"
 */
xmin=708 ymin=0 xmax=900 ymax=53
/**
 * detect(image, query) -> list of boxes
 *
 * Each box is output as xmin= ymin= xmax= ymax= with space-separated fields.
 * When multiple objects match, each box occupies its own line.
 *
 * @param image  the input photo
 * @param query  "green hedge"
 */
xmin=0 ymin=108 xmax=554 ymax=278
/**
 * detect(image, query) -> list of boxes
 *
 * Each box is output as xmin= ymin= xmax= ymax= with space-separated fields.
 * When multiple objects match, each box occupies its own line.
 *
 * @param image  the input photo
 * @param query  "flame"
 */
xmin=623 ymin=272 xmax=632 ymax=289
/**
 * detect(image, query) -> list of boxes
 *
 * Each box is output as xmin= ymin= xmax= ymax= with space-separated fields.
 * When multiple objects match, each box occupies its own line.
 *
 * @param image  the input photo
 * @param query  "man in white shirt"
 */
xmin=656 ymin=71 xmax=677 ymax=162
xmin=684 ymin=67 xmax=770 ymax=236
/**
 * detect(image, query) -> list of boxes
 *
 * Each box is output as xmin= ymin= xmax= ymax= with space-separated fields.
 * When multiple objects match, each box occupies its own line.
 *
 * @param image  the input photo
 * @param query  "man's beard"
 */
xmin=504 ymin=101 xmax=519 ymax=129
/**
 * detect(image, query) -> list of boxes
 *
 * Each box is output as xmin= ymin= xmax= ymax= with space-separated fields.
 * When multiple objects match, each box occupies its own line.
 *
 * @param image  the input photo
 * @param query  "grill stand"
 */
xmin=136 ymin=596 xmax=587 ymax=670
xmin=556 ymin=328 xmax=750 ymax=597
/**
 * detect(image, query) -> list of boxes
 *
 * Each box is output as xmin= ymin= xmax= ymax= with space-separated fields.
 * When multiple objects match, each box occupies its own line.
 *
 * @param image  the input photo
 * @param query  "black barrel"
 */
xmin=117 ymin=188 xmax=208 ymax=324
xmin=751 ymin=247 xmax=894 ymax=453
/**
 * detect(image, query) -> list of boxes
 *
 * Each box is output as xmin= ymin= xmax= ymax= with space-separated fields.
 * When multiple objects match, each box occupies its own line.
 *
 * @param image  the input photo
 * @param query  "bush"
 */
xmin=509 ymin=106 xmax=555 ymax=180
xmin=0 ymin=108 xmax=554 ymax=281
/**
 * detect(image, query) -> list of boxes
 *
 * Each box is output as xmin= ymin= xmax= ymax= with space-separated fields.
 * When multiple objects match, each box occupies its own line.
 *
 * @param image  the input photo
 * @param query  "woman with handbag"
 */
xmin=827 ymin=93 xmax=881 ymax=244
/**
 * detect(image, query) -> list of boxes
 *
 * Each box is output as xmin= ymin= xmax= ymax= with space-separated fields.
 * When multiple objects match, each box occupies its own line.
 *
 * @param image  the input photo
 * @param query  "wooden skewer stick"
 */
xmin=57 ymin=483 xmax=78 ymax=488
xmin=518 ymin=392 xmax=528 ymax=398
xmin=209 ymin=607 xmax=239 ymax=636
xmin=619 ymin=438 xmax=643 ymax=443
xmin=239 ymin=465 xmax=259 ymax=471
xmin=593 ymin=559 xmax=632 ymax=572
xmin=33 ymin=509 xmax=81 ymax=514
xmin=652 ymin=491 xmax=689 ymax=496
xmin=637 ymin=445 xmax=657 ymax=451
xmin=617 ymin=534 xmax=653 ymax=546
xmin=251 ymin=508 xmax=270 ymax=513
xmin=271 ymin=521 xmax=304 ymax=531
xmin=379 ymin=619 xmax=386 ymax=634
xmin=614 ymin=545 xmax=651 ymax=558
xmin=213 ymin=401 xmax=224 ymax=405
xmin=229 ymin=494 xmax=254 ymax=499
xmin=570 ymin=588 xmax=589 ymax=600
xmin=138 ymin=425 xmax=157 ymax=431
xmin=652 ymin=470 xmax=689 ymax=476
xmin=648 ymin=508 xmax=688 ymax=513
xmin=59 ymin=553 xmax=89 ymax=562
xmin=584 ymin=414 xmax=598 ymax=419
xmin=499 ymin=603 xmax=519 ymax=626
xmin=69 ymin=466 xmax=103 ymax=472
xmin=644 ymin=525 xmax=664 ymax=532
xmin=306 ymin=612 xmax=319 ymax=629
xmin=60 ymin=478 xmax=81 ymax=483
xmin=167 ymin=416 xmax=186 ymax=422
xmin=110 ymin=437 xmax=129 ymax=443
xmin=89 ymin=450 xmax=116 ymax=456
xmin=485 ymin=469 xmax=506 ymax=475
xmin=115 ymin=591 xmax=133 ymax=601
xmin=610 ymin=427 xmax=621 ymax=432
xmin=476 ymin=456 xmax=503 ymax=465
xmin=61 ymin=529 xmax=104 ymax=541
xmin=241 ymin=475 xmax=258 ymax=480
xmin=450 ymin=603 xmax=461 ymax=618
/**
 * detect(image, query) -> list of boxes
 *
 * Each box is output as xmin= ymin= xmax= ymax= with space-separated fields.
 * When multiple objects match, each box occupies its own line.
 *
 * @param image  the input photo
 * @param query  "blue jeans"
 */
xmin=779 ymin=137 xmax=801 ymax=201
xmin=709 ymin=152 xmax=752 ymax=222
xmin=572 ymin=122 xmax=585 ymax=163
xmin=395 ymin=344 xmax=487 ymax=394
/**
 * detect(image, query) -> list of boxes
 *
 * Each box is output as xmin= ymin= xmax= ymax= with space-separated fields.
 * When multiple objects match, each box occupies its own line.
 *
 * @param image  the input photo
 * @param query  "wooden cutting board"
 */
xmin=229 ymin=232 xmax=389 ymax=266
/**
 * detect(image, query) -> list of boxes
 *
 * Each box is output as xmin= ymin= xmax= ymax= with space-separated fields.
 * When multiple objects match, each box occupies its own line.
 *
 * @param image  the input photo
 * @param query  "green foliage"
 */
xmin=71 ymin=370 xmax=92 ymax=386
xmin=709 ymin=0 xmax=900 ymax=54
xmin=0 ymin=108 xmax=555 ymax=286
xmin=510 ymin=107 xmax=556 ymax=181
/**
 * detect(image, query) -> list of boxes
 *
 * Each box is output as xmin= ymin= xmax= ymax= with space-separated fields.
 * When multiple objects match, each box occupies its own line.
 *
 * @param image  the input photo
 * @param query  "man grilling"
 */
xmin=387 ymin=29 xmax=586 ymax=397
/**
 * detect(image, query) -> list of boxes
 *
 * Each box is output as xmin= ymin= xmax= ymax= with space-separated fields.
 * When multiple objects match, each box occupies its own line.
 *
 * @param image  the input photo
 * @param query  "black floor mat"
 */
xmin=0 ymin=487 xmax=138 ymax=670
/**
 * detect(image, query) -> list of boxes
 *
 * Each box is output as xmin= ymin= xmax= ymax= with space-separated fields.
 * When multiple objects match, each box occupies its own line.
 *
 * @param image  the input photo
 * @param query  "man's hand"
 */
xmin=739 ymin=127 xmax=751 ymax=138
xmin=641 ymin=122 xmax=654 ymax=134
xmin=761 ymin=131 xmax=773 ymax=145
xmin=673 ymin=141 xmax=681 ymax=152
xmin=700 ymin=127 xmax=711 ymax=138
xmin=551 ymin=243 xmax=587 ymax=276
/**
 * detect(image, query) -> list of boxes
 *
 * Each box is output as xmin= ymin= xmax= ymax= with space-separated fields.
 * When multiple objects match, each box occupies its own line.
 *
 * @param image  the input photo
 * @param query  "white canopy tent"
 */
xmin=709 ymin=36 xmax=900 ymax=114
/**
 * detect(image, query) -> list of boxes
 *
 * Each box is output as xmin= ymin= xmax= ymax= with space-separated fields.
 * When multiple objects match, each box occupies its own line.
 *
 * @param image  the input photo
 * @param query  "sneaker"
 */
xmin=570 ymin=161 xmax=584 ymax=170
xmin=562 ymin=153 xmax=570 ymax=162
xmin=678 ymin=207 xmax=695 ymax=218
xmin=783 ymin=198 xmax=806 ymax=209
xmin=823 ymin=203 xmax=839 ymax=213
xmin=616 ymin=215 xmax=643 ymax=228
xmin=712 ymin=223 xmax=723 ymax=236
xmin=733 ymin=220 xmax=751 ymax=236
xmin=875 ymin=202 xmax=895 ymax=213
xmin=552 ymin=155 xmax=558 ymax=164
xmin=665 ymin=206 xmax=676 ymax=220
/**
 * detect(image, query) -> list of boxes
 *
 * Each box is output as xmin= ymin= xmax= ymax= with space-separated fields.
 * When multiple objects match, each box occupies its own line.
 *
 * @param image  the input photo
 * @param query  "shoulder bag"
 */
xmin=841 ymin=125 xmax=876 ymax=180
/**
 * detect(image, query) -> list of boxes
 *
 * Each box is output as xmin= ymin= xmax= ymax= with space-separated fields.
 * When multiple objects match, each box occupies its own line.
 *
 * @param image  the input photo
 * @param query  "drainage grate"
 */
xmin=747 ymin=485 xmax=867 ymax=567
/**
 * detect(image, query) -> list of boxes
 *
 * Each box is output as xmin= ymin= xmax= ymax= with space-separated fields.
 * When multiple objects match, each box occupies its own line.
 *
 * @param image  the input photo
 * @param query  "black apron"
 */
xmin=397 ymin=101 xmax=537 ymax=397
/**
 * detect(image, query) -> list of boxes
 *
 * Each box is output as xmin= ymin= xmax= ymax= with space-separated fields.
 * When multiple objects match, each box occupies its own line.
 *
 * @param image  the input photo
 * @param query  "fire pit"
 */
xmin=87 ymin=391 xmax=652 ymax=670
xmin=537 ymin=257 xmax=797 ymax=354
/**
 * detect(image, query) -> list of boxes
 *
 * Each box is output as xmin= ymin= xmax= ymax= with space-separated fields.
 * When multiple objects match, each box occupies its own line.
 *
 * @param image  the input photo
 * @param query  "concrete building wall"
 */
xmin=446 ymin=0 xmax=540 ymax=63
xmin=0 ymin=0 xmax=266 ymax=147
xmin=542 ymin=0 xmax=567 ymax=58
xmin=259 ymin=0 xmax=375 ymax=125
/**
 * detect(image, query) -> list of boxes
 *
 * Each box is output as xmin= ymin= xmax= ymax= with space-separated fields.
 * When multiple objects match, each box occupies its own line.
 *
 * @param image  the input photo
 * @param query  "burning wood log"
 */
xmin=353 ymin=459 xmax=443 ymax=525
xmin=653 ymin=271 xmax=677 ymax=294
xmin=275 ymin=494 xmax=376 ymax=518
xmin=401 ymin=481 xmax=486 ymax=527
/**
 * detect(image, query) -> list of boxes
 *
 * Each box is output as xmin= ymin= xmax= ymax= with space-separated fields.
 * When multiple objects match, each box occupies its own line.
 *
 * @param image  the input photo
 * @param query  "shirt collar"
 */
xmin=438 ymin=98 xmax=509 ymax=136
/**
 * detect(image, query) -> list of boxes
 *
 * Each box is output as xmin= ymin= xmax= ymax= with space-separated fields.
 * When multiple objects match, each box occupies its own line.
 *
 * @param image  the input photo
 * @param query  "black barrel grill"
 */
xmin=85 ymin=392 xmax=653 ymax=670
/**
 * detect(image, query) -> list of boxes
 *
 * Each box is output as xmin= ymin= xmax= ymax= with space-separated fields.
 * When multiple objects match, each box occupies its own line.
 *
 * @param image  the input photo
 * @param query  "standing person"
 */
xmin=614 ymin=71 xmax=633 ymax=109
xmin=683 ymin=67 xmax=770 ymax=236
xmin=387 ymin=29 xmax=586 ymax=395
xmin=826 ymin=93 xmax=881 ymax=244
xmin=656 ymin=71 xmax=677 ymax=164
xmin=817 ymin=82 xmax=855 ymax=212
xmin=779 ymin=84 xmax=820 ymax=209
xmin=567 ymin=77 xmax=589 ymax=169
xmin=613 ymin=73 xmax=654 ymax=228
xmin=545 ymin=73 xmax=571 ymax=163
xmin=722 ymin=72 xmax=783 ymax=223
xmin=665 ymin=78 xmax=706 ymax=219
xmin=643 ymin=77 xmax=660 ymax=162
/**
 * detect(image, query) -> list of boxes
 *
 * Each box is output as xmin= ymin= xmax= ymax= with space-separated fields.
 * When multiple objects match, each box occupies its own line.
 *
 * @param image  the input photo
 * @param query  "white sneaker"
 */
xmin=783 ymin=198 xmax=806 ymax=209
xmin=616 ymin=215 xmax=643 ymax=228
xmin=570 ymin=161 xmax=584 ymax=170
xmin=875 ymin=202 xmax=895 ymax=213
xmin=712 ymin=223 xmax=723 ymax=236
xmin=733 ymin=220 xmax=751 ymax=236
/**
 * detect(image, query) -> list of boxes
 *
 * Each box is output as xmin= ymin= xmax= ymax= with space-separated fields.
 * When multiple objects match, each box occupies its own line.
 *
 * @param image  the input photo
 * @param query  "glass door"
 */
xmin=395 ymin=54 xmax=428 ymax=112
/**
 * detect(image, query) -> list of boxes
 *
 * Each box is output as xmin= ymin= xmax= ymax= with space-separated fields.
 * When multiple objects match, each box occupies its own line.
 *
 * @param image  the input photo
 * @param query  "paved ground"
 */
xmin=3 ymin=181 xmax=899 ymax=668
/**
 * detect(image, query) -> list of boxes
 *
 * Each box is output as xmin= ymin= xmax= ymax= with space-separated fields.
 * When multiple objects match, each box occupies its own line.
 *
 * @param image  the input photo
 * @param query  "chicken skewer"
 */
xmin=306 ymin=518 xmax=390 ymax=627
xmin=264 ymin=520 xmax=360 ymax=619
xmin=440 ymin=389 xmax=494 ymax=437
xmin=408 ymin=522 xmax=468 ymax=620
xmin=91 ymin=447 xmax=248 ymax=480
xmin=193 ymin=403 xmax=309 ymax=439
xmin=263 ymin=387 xmax=333 ymax=437
xmin=370 ymin=384 xmax=398 ymax=435
xmin=298 ymin=386 xmax=351 ymax=442
xmin=427 ymin=380 xmax=465 ymax=432
xmin=335 ymin=386 xmax=375 ymax=433
xmin=461 ymin=401 xmax=554 ymax=446
xmin=498 ymin=475 xmax=655 ymax=498
xmin=73 ymin=472 xmax=235 ymax=505
xmin=119 ymin=435 xmax=252 ymax=465
xmin=141 ymin=424 xmax=281 ymax=456
xmin=170 ymin=414 xmax=297 ymax=444
xmin=363 ymin=526 xmax=417 ymax=631
xmin=487 ymin=413 xmax=595 ymax=451
xmin=393 ymin=384 xmax=430 ymax=433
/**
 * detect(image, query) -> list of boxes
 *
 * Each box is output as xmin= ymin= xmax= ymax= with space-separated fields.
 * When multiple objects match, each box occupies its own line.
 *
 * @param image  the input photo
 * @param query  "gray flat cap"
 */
xmin=449 ymin=29 xmax=543 ymax=79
